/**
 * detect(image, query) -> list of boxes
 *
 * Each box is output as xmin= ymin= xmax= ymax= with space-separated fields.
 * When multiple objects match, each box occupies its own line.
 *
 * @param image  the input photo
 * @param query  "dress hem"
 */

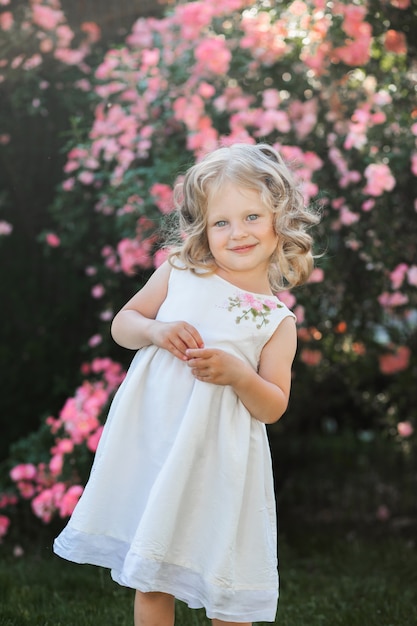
xmin=54 ymin=527 xmax=278 ymax=623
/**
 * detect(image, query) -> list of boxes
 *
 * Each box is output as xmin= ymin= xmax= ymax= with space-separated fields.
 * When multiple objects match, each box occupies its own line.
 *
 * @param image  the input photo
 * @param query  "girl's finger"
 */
xmin=185 ymin=348 xmax=209 ymax=359
xmin=169 ymin=339 xmax=192 ymax=360
xmin=183 ymin=326 xmax=204 ymax=349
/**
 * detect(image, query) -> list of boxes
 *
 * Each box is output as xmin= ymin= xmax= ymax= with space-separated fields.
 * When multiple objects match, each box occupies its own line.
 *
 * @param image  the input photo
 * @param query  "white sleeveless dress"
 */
xmin=54 ymin=267 xmax=295 ymax=623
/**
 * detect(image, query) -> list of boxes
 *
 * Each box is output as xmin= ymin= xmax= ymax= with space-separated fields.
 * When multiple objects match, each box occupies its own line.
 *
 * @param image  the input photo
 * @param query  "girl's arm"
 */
xmin=185 ymin=316 xmax=297 ymax=424
xmin=111 ymin=262 xmax=204 ymax=359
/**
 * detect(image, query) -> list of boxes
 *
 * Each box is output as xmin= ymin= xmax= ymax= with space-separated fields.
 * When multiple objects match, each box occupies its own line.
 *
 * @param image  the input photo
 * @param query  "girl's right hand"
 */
xmin=111 ymin=263 xmax=204 ymax=355
xmin=149 ymin=320 xmax=204 ymax=361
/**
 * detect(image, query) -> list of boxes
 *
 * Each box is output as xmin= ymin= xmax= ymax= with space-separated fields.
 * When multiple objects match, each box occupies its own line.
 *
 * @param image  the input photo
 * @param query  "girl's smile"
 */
xmin=206 ymin=183 xmax=278 ymax=290
xmin=228 ymin=243 xmax=258 ymax=252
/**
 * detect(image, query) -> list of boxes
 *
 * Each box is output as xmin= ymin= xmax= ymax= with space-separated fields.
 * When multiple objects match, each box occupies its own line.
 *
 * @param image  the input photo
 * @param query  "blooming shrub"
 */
xmin=0 ymin=0 xmax=416 ymax=538
xmin=1 ymin=358 xmax=125 ymax=532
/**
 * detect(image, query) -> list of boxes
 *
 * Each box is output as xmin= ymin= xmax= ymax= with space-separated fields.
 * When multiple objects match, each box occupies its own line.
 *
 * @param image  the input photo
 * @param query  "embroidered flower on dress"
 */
xmin=228 ymin=292 xmax=282 ymax=328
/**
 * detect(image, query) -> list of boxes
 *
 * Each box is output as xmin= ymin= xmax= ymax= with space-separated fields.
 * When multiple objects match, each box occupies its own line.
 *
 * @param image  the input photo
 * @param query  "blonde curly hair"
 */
xmin=168 ymin=143 xmax=319 ymax=292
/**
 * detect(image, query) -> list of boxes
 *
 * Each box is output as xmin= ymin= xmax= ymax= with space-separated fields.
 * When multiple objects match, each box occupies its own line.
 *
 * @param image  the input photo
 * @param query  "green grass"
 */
xmin=0 ymin=524 xmax=416 ymax=626
xmin=2 ymin=433 xmax=416 ymax=625
xmin=278 ymin=524 xmax=417 ymax=626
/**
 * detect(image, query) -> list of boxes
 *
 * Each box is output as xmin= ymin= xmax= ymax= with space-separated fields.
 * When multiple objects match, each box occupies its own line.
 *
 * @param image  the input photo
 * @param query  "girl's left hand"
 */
xmin=185 ymin=347 xmax=242 ymax=386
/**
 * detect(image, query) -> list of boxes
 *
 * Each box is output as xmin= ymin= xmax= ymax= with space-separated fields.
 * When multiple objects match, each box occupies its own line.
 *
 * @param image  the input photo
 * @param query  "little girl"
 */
xmin=54 ymin=143 xmax=318 ymax=625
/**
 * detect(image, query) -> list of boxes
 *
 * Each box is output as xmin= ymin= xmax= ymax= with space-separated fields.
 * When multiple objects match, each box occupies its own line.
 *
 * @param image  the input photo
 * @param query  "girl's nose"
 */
xmin=230 ymin=222 xmax=247 ymax=238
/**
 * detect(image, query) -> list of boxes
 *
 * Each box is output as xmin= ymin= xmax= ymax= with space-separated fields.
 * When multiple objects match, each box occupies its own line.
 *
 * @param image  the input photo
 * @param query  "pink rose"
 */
xmin=87 ymin=426 xmax=104 ymax=452
xmin=31 ymin=489 xmax=56 ymax=523
xmin=294 ymin=305 xmax=304 ymax=324
xmin=411 ymin=153 xmax=417 ymax=177
xmin=389 ymin=263 xmax=408 ymax=289
xmin=10 ymin=463 xmax=37 ymax=482
xmin=49 ymin=454 xmax=63 ymax=477
xmin=308 ymin=268 xmax=324 ymax=283
xmin=32 ymin=5 xmax=64 ymax=31
xmin=379 ymin=346 xmax=410 ymax=375
xmin=407 ymin=266 xmax=417 ymax=286
xmin=262 ymin=89 xmax=281 ymax=109
xmin=0 ymin=11 xmax=13 ymax=30
xmin=59 ymin=485 xmax=84 ymax=517
xmin=390 ymin=0 xmax=410 ymax=10
xmin=45 ymin=232 xmax=61 ymax=247
xmin=195 ymin=37 xmax=232 ymax=75
xmin=363 ymin=163 xmax=396 ymax=196
xmin=88 ymin=334 xmax=102 ymax=348
xmin=175 ymin=2 xmax=214 ymax=40
xmin=80 ymin=21 xmax=101 ymax=44
xmin=278 ymin=290 xmax=296 ymax=308
xmin=361 ymin=199 xmax=375 ymax=212
xmin=78 ymin=170 xmax=95 ymax=185
xmin=62 ymin=177 xmax=75 ymax=192
xmin=397 ymin=421 xmax=414 ymax=438
xmin=153 ymin=247 xmax=170 ymax=268
xmin=16 ymin=481 xmax=36 ymax=499
xmin=52 ymin=439 xmax=74 ymax=455
xmin=0 ymin=220 xmax=12 ymax=235
xmin=150 ymin=183 xmax=174 ymax=214
xmin=198 ymin=82 xmax=216 ymax=99
xmin=378 ymin=292 xmax=409 ymax=308
xmin=300 ymin=349 xmax=323 ymax=366
xmin=100 ymin=309 xmax=113 ymax=321
xmin=117 ymin=237 xmax=154 ymax=275
xmin=0 ymin=515 xmax=10 ymax=540
xmin=340 ymin=207 xmax=359 ymax=225
xmin=91 ymin=284 xmax=105 ymax=299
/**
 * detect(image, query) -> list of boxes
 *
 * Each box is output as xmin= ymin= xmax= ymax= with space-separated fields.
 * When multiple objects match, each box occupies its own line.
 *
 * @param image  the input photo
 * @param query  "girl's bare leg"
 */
xmin=134 ymin=590 xmax=175 ymax=626
xmin=211 ymin=619 xmax=252 ymax=626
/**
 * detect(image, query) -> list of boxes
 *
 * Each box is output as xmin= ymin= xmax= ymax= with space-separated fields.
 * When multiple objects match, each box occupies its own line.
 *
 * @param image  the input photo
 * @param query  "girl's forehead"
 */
xmin=207 ymin=182 xmax=262 ymax=205
xmin=205 ymin=189 xmax=270 ymax=221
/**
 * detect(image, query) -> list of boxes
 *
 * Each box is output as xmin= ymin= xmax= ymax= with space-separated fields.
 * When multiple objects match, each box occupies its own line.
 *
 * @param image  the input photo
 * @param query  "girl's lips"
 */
xmin=229 ymin=244 xmax=256 ymax=252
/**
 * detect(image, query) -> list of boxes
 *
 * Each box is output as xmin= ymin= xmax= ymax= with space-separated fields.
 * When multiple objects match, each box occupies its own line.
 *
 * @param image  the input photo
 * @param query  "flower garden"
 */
xmin=0 ymin=1 xmax=416 ymax=606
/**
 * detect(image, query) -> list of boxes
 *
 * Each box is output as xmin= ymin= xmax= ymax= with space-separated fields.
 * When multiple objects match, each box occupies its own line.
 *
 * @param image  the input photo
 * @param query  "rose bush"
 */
xmin=0 ymin=0 xmax=110 ymax=463
xmin=0 ymin=0 xmax=416 ymax=540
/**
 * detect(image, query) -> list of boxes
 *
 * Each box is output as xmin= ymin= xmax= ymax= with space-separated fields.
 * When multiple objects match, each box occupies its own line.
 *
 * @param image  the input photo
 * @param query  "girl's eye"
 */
xmin=247 ymin=214 xmax=259 ymax=221
xmin=214 ymin=220 xmax=228 ymax=227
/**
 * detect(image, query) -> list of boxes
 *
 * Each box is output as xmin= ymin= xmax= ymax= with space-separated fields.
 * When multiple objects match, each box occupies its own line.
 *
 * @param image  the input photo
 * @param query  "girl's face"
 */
xmin=206 ymin=183 xmax=278 ymax=281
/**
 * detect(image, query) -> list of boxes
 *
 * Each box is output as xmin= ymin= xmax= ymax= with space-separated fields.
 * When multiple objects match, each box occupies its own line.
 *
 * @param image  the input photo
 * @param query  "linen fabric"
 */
xmin=54 ymin=267 xmax=295 ymax=623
